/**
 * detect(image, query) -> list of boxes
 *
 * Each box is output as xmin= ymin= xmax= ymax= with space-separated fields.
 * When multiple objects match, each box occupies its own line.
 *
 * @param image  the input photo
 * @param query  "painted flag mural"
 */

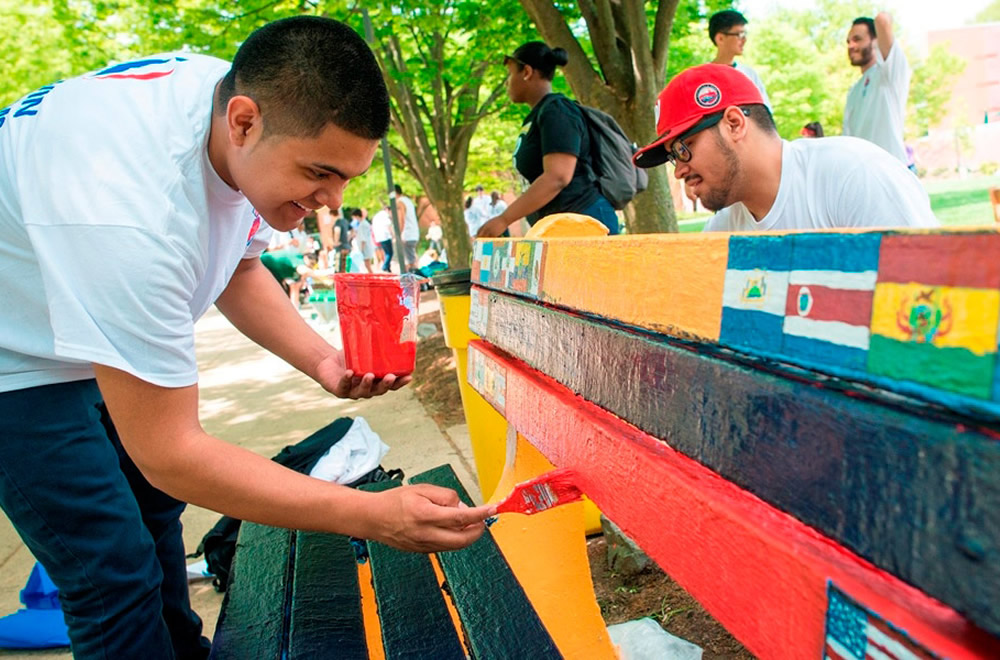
xmin=868 ymin=234 xmax=1000 ymax=400
xmin=824 ymin=584 xmax=937 ymax=660
xmin=781 ymin=233 xmax=881 ymax=371
xmin=720 ymin=235 xmax=792 ymax=354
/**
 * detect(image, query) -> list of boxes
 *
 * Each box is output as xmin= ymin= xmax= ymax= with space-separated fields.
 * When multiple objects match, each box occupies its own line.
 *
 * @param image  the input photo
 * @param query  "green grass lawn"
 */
xmin=671 ymin=175 xmax=999 ymax=231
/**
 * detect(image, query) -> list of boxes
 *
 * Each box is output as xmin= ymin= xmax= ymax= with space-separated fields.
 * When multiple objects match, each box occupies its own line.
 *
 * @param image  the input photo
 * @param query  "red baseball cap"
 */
xmin=633 ymin=63 xmax=764 ymax=169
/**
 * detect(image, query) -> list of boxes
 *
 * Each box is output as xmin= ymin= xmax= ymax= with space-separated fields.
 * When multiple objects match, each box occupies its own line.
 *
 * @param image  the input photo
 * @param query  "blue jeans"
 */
xmin=378 ymin=239 xmax=393 ymax=272
xmin=0 ymin=380 xmax=210 ymax=659
xmin=580 ymin=195 xmax=620 ymax=235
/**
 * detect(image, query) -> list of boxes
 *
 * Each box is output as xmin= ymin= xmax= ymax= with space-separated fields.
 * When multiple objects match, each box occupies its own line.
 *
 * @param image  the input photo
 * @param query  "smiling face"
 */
xmin=217 ymin=96 xmax=379 ymax=231
xmin=671 ymin=126 xmax=741 ymax=212
xmin=847 ymin=24 xmax=874 ymax=68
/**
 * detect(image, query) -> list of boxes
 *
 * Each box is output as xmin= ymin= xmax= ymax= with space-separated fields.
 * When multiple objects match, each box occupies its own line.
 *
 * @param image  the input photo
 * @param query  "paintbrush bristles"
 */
xmin=494 ymin=468 xmax=584 ymax=515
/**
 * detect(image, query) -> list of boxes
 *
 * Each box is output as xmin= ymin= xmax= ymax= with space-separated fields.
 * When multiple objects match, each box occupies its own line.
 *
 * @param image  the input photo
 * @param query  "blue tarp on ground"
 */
xmin=0 ymin=562 xmax=70 ymax=649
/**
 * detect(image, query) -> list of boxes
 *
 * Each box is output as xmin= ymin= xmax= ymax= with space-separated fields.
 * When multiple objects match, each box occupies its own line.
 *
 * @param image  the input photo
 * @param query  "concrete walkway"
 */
xmin=0 ymin=298 xmax=478 ymax=657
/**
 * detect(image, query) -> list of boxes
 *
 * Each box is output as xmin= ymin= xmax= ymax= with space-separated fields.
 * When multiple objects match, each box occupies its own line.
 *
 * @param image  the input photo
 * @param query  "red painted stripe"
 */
xmin=824 ymin=641 xmax=848 ymax=660
xmin=785 ymin=285 xmax=874 ymax=326
xmin=868 ymin=615 xmax=937 ymax=660
xmin=878 ymin=234 xmax=1000 ymax=288
xmin=467 ymin=340 xmax=1000 ymax=660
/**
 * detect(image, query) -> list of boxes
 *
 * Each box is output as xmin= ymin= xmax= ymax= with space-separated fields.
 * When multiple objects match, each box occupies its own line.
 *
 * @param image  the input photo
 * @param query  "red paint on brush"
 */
xmin=334 ymin=274 xmax=419 ymax=378
xmin=494 ymin=468 xmax=583 ymax=515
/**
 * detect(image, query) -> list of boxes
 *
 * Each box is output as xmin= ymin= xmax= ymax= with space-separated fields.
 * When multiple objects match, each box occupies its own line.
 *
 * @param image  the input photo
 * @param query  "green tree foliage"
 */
xmin=357 ymin=0 xmax=535 ymax=267
xmin=973 ymin=0 xmax=1000 ymax=23
xmin=907 ymin=43 xmax=965 ymax=138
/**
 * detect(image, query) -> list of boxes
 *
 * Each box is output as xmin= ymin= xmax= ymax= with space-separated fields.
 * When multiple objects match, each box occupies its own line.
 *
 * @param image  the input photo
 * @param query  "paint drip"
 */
xmin=334 ymin=273 xmax=420 ymax=378
xmin=494 ymin=468 xmax=583 ymax=515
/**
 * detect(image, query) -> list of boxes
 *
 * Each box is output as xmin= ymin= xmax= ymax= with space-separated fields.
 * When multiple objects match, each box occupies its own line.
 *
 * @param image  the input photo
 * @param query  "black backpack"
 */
xmin=188 ymin=418 xmax=403 ymax=592
xmin=576 ymin=102 xmax=649 ymax=210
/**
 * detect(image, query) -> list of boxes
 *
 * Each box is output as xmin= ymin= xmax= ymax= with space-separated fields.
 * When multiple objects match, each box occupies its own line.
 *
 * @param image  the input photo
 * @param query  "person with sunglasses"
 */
xmin=632 ymin=64 xmax=938 ymax=232
xmin=708 ymin=10 xmax=771 ymax=111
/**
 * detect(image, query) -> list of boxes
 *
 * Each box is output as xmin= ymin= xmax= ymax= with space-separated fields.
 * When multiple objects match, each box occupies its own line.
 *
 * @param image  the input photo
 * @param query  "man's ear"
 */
xmin=722 ymin=105 xmax=750 ymax=141
xmin=226 ymin=95 xmax=262 ymax=147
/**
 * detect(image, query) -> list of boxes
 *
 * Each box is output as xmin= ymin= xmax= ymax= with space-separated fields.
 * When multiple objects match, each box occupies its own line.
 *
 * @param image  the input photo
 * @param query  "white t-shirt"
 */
xmin=471 ymin=194 xmax=492 ymax=221
xmin=398 ymin=195 xmax=419 ymax=241
xmin=370 ymin=208 xmax=393 ymax=243
xmin=703 ymin=137 xmax=938 ymax=232
xmin=843 ymin=42 xmax=910 ymax=164
xmin=733 ymin=61 xmax=771 ymax=110
xmin=464 ymin=206 xmax=485 ymax=237
xmin=0 ymin=53 xmax=271 ymax=392
xmin=487 ymin=199 xmax=508 ymax=219
xmin=350 ymin=219 xmax=375 ymax=259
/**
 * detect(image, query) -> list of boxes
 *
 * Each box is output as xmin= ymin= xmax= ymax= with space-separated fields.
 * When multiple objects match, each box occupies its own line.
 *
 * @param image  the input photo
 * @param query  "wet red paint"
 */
xmin=334 ymin=274 xmax=419 ymax=378
xmin=494 ymin=468 xmax=583 ymax=515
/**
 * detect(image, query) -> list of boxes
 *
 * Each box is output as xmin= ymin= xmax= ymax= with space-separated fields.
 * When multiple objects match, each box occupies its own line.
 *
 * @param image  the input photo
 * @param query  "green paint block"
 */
xmin=867 ymin=335 xmax=996 ymax=399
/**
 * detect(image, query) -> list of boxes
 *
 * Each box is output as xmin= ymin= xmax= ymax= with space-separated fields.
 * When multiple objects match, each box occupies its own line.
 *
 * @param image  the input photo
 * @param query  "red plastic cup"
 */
xmin=334 ymin=273 xmax=420 ymax=378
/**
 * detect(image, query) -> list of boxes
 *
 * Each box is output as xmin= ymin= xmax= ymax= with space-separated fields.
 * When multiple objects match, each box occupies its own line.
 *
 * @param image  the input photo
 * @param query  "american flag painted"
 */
xmin=824 ymin=584 xmax=937 ymax=660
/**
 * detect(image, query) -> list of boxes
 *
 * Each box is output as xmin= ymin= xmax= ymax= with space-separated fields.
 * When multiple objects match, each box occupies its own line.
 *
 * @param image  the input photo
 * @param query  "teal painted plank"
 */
xmin=410 ymin=465 xmax=562 ymax=660
xmin=210 ymin=523 xmax=292 ymax=660
xmin=360 ymin=480 xmax=465 ymax=659
xmin=289 ymin=531 xmax=368 ymax=659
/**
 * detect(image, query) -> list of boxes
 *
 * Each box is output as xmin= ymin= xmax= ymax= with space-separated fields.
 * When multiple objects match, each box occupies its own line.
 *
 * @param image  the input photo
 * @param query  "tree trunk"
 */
xmin=422 ymin=177 xmax=472 ymax=269
xmin=616 ymin=108 xmax=678 ymax=234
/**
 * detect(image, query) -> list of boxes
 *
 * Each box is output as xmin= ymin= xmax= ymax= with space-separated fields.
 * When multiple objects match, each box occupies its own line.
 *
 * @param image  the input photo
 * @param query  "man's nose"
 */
xmin=316 ymin=182 xmax=345 ymax=210
xmin=673 ymin=162 xmax=689 ymax=179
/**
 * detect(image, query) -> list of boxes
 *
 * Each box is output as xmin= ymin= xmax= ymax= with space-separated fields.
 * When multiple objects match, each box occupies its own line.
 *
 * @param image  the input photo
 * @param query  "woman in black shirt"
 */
xmin=477 ymin=42 xmax=619 ymax=237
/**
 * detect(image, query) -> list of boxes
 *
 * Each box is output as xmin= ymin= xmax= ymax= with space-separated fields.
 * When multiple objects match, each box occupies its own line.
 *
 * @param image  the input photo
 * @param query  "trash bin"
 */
xmin=432 ymin=268 xmax=507 ymax=501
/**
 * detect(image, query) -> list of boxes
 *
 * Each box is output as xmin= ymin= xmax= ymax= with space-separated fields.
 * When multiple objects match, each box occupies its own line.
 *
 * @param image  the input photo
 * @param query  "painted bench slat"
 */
xmin=472 ymin=287 xmax=1000 ymax=637
xmin=465 ymin=339 xmax=1000 ymax=659
xmin=360 ymin=480 xmax=466 ymax=659
xmin=210 ymin=523 xmax=293 ymax=660
xmin=289 ymin=531 xmax=368 ymax=659
xmin=410 ymin=464 xmax=563 ymax=660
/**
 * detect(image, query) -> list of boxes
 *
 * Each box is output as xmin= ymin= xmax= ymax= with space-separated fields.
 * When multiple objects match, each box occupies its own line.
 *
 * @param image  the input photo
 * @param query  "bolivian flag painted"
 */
xmin=868 ymin=234 xmax=1000 ymax=399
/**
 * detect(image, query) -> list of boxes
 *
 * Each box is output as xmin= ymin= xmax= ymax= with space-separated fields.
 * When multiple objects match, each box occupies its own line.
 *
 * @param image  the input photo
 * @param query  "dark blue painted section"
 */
xmin=782 ymin=334 xmax=868 ymax=371
xmin=360 ymin=480 xmax=466 ymax=660
xmin=410 ymin=465 xmax=563 ymax=659
xmin=720 ymin=307 xmax=785 ymax=353
xmin=289 ymin=532 xmax=367 ymax=659
xmin=726 ymin=234 xmax=792 ymax=270
xmin=790 ymin=232 xmax=881 ymax=272
xmin=481 ymin=290 xmax=1000 ymax=638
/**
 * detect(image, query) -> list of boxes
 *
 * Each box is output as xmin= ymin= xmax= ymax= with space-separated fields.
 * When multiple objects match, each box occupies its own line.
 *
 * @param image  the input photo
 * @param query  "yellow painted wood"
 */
xmin=526 ymin=213 xmax=610 ymax=238
xmin=357 ymin=560 xmax=385 ymax=660
xmin=489 ymin=428 xmax=616 ymax=660
xmin=541 ymin=234 xmax=730 ymax=340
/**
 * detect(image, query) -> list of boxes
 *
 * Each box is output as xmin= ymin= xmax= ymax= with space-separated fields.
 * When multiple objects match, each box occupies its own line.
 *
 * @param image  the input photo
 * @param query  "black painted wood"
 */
xmin=209 ymin=523 xmax=293 ymax=660
xmin=481 ymin=290 xmax=1000 ymax=637
xmin=410 ymin=465 xmax=563 ymax=659
xmin=360 ymin=480 xmax=466 ymax=659
xmin=288 ymin=531 xmax=368 ymax=659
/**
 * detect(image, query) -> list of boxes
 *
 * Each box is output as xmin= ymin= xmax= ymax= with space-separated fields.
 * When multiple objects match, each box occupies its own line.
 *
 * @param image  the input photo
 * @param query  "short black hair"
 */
xmin=804 ymin=121 xmax=824 ymax=137
xmin=852 ymin=17 xmax=876 ymax=39
xmin=743 ymin=104 xmax=776 ymax=134
xmin=709 ymin=10 xmax=748 ymax=43
xmin=350 ymin=208 xmax=364 ymax=218
xmin=506 ymin=42 xmax=568 ymax=81
xmin=394 ymin=184 xmax=403 ymax=195
xmin=217 ymin=16 xmax=389 ymax=140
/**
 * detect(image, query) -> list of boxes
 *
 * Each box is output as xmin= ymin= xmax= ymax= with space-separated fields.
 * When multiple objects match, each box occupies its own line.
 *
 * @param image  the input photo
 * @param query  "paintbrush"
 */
xmin=493 ymin=468 xmax=584 ymax=515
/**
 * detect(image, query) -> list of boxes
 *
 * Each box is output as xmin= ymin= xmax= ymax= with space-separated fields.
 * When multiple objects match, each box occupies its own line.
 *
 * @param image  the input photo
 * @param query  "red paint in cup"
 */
xmin=334 ymin=273 xmax=420 ymax=378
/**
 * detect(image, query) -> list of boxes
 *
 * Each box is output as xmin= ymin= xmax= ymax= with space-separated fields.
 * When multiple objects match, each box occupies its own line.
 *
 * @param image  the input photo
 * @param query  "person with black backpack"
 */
xmin=478 ymin=42 xmax=641 ymax=237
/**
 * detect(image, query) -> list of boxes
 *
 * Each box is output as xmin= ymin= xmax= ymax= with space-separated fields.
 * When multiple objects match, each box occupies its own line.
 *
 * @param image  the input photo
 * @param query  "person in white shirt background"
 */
xmin=348 ymin=207 xmax=375 ymax=273
xmin=843 ymin=13 xmax=911 ymax=166
xmin=632 ymin=63 xmax=938 ymax=232
xmin=708 ymin=10 xmax=771 ymax=111
xmin=370 ymin=204 xmax=394 ymax=272
xmin=394 ymin=184 xmax=420 ymax=271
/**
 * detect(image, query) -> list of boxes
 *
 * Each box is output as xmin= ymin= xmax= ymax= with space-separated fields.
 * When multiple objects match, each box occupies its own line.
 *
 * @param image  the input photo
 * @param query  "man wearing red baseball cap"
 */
xmin=633 ymin=64 xmax=937 ymax=231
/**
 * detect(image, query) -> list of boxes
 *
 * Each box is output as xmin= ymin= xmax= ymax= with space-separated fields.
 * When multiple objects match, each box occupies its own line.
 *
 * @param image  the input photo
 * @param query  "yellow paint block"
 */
xmin=489 ymin=429 xmax=616 ymax=659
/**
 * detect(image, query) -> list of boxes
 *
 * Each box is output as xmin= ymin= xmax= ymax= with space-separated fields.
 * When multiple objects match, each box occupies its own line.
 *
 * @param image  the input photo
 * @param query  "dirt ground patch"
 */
xmin=412 ymin=289 xmax=752 ymax=658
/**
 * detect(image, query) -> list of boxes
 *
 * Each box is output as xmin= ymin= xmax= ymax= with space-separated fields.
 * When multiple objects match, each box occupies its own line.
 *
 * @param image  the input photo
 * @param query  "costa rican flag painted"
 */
xmin=824 ymin=584 xmax=937 ymax=660
xmin=781 ymin=233 xmax=882 ymax=371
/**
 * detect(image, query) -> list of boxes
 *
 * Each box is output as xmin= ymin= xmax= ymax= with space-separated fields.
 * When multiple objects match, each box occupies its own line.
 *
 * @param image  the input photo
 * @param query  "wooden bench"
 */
xmin=209 ymin=464 xmax=566 ymax=659
xmin=463 ymin=227 xmax=1000 ymax=659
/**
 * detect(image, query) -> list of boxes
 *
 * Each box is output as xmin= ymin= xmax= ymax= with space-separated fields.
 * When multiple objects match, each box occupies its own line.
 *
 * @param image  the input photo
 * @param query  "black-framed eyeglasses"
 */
xmin=722 ymin=30 xmax=748 ymax=39
xmin=663 ymin=108 xmax=751 ymax=166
